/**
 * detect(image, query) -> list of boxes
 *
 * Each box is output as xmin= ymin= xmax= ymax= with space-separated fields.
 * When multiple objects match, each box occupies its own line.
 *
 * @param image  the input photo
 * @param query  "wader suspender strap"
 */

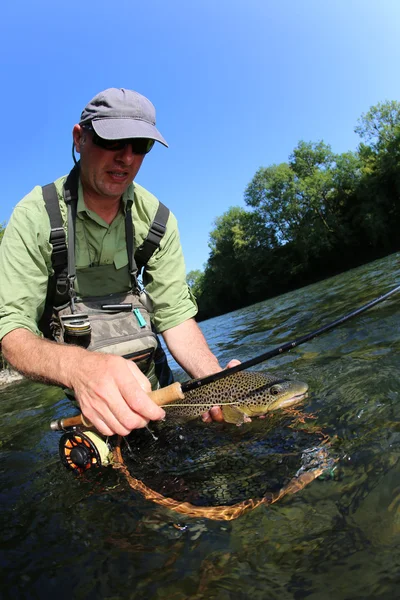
xmin=135 ymin=202 xmax=170 ymax=270
xmin=63 ymin=165 xmax=80 ymax=310
xmin=42 ymin=183 xmax=67 ymax=275
xmin=125 ymin=206 xmax=139 ymax=288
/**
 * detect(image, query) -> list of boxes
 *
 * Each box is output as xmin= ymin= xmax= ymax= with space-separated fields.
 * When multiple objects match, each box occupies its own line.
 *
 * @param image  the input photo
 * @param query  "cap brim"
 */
xmin=91 ymin=119 xmax=168 ymax=147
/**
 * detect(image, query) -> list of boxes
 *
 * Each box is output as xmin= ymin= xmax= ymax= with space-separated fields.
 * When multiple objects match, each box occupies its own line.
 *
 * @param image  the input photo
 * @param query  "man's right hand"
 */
xmin=69 ymin=353 xmax=166 ymax=436
xmin=1 ymin=329 xmax=165 ymax=437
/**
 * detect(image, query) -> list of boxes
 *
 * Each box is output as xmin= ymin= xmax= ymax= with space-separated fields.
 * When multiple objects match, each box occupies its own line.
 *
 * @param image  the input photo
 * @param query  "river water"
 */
xmin=1 ymin=253 xmax=399 ymax=599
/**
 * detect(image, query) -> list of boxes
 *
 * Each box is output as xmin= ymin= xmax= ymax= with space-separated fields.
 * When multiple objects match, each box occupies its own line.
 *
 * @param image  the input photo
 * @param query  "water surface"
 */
xmin=1 ymin=253 xmax=399 ymax=599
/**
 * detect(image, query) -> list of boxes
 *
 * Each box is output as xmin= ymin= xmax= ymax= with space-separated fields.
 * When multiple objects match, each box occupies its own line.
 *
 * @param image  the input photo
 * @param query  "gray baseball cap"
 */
xmin=79 ymin=88 xmax=168 ymax=147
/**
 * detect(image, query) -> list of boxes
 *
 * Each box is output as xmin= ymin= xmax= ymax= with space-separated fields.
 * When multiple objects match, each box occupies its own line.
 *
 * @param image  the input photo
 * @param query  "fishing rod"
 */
xmin=51 ymin=283 xmax=399 ymax=431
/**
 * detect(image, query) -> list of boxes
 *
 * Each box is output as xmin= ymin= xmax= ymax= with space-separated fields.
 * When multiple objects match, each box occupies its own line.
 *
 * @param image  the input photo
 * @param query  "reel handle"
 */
xmin=50 ymin=381 xmax=184 ymax=431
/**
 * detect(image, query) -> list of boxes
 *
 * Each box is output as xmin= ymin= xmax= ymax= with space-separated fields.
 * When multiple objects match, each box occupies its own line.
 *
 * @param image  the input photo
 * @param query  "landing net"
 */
xmin=112 ymin=411 xmax=335 ymax=520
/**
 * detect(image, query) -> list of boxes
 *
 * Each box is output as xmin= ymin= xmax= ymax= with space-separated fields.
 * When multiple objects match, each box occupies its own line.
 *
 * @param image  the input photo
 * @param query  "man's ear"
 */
xmin=72 ymin=124 xmax=83 ymax=154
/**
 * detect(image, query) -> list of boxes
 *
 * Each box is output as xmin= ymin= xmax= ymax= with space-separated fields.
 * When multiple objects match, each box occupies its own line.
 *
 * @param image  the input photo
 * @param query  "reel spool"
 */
xmin=59 ymin=430 xmax=111 ymax=474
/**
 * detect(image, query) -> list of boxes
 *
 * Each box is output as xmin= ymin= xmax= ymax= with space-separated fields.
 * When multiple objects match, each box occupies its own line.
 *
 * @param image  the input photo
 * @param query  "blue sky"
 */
xmin=1 ymin=0 xmax=400 ymax=273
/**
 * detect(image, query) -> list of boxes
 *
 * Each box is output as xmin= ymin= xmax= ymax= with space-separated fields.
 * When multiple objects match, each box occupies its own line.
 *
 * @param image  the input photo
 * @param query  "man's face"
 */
xmin=73 ymin=125 xmax=146 ymax=201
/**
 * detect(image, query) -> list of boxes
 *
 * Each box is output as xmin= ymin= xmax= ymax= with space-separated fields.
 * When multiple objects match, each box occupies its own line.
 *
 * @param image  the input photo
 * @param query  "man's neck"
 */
xmin=83 ymin=193 xmax=122 ymax=225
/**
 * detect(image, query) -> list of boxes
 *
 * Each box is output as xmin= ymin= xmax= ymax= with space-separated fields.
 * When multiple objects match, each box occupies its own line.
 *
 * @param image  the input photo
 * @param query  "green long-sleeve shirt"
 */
xmin=0 ymin=175 xmax=197 ymax=341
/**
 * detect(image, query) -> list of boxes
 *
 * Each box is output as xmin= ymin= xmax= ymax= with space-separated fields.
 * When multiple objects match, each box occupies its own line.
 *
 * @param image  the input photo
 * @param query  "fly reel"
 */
xmin=59 ymin=429 xmax=112 ymax=474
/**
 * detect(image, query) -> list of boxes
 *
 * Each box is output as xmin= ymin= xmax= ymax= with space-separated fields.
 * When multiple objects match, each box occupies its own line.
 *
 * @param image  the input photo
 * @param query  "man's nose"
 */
xmin=115 ymin=143 xmax=136 ymax=163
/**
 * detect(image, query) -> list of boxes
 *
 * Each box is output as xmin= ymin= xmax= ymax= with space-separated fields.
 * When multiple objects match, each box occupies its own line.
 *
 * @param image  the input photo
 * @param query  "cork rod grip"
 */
xmin=149 ymin=382 xmax=185 ymax=406
xmin=49 ymin=382 xmax=185 ymax=431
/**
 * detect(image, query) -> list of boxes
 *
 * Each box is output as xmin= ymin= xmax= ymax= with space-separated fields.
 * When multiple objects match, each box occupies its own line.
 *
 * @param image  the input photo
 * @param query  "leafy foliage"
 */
xmin=186 ymin=269 xmax=204 ymax=299
xmin=355 ymin=100 xmax=400 ymax=152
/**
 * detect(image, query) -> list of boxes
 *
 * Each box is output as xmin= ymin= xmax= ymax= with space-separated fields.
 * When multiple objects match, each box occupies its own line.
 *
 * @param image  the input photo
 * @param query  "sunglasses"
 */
xmin=83 ymin=125 xmax=155 ymax=155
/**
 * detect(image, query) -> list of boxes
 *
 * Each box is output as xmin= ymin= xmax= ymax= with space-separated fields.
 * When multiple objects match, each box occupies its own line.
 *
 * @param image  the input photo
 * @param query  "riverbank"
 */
xmin=0 ymin=369 xmax=24 ymax=386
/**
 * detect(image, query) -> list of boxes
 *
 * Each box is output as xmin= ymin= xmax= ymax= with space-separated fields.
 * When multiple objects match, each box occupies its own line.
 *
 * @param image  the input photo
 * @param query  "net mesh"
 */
xmin=112 ymin=411 xmax=335 ymax=520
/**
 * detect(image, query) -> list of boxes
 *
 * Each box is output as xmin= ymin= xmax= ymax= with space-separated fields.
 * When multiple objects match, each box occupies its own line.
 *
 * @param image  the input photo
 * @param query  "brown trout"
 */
xmin=163 ymin=371 xmax=308 ymax=426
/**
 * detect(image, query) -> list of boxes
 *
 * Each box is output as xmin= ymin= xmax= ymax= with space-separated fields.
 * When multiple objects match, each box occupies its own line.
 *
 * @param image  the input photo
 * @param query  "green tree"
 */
xmin=186 ymin=269 xmax=204 ymax=299
xmin=290 ymin=141 xmax=337 ymax=242
xmin=291 ymin=142 xmax=362 ymax=253
xmin=354 ymin=101 xmax=400 ymax=248
xmin=244 ymin=141 xmax=355 ymax=271
xmin=355 ymin=100 xmax=400 ymax=152
xmin=196 ymin=207 xmax=261 ymax=317
xmin=244 ymin=162 xmax=298 ymax=245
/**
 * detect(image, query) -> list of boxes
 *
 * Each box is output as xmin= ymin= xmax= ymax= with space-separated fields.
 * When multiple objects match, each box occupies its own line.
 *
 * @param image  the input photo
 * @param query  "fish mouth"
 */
xmin=281 ymin=391 xmax=308 ymax=405
xmin=268 ymin=391 xmax=308 ymax=411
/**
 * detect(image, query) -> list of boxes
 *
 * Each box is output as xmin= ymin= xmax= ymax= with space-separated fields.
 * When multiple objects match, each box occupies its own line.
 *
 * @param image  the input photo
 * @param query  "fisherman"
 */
xmin=0 ymin=87 xmax=236 ymax=436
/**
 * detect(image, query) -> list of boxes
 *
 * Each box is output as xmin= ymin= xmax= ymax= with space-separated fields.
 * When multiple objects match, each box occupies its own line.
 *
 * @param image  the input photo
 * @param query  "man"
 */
xmin=0 ymin=88 xmax=235 ymax=436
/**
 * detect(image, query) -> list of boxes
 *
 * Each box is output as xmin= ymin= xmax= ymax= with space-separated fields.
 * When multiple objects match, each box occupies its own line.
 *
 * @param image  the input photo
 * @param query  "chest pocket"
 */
xmin=114 ymin=247 xmax=129 ymax=270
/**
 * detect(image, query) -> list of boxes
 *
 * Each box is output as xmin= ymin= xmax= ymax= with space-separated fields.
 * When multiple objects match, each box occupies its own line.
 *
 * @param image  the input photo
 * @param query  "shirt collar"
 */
xmin=76 ymin=180 xmax=134 ymax=217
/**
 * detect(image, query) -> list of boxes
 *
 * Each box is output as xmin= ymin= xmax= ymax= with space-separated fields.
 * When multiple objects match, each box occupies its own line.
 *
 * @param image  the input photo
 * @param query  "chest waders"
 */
xmin=39 ymin=163 xmax=173 ymax=391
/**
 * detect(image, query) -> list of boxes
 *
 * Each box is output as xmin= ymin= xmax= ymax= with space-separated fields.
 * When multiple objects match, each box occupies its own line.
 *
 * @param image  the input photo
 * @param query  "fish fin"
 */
xmin=222 ymin=405 xmax=251 ymax=426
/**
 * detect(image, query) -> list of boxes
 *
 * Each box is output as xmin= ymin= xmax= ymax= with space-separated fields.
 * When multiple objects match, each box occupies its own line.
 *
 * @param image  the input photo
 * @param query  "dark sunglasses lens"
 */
xmin=90 ymin=130 xmax=154 ymax=155
xmin=90 ymin=132 xmax=124 ymax=150
xmin=131 ymin=139 xmax=155 ymax=155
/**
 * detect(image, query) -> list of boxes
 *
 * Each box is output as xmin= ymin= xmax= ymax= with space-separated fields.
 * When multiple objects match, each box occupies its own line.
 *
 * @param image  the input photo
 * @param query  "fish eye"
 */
xmin=270 ymin=385 xmax=282 ymax=396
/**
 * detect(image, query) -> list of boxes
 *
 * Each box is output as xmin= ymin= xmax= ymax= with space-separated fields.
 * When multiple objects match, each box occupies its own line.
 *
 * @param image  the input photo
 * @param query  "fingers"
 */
xmin=201 ymin=406 xmax=224 ymax=423
xmin=201 ymin=410 xmax=212 ymax=423
xmin=125 ymin=360 xmax=152 ymax=392
xmin=122 ymin=361 xmax=165 ymax=421
xmin=209 ymin=406 xmax=224 ymax=422
xmin=225 ymin=359 xmax=241 ymax=368
xmin=84 ymin=403 xmax=149 ymax=437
